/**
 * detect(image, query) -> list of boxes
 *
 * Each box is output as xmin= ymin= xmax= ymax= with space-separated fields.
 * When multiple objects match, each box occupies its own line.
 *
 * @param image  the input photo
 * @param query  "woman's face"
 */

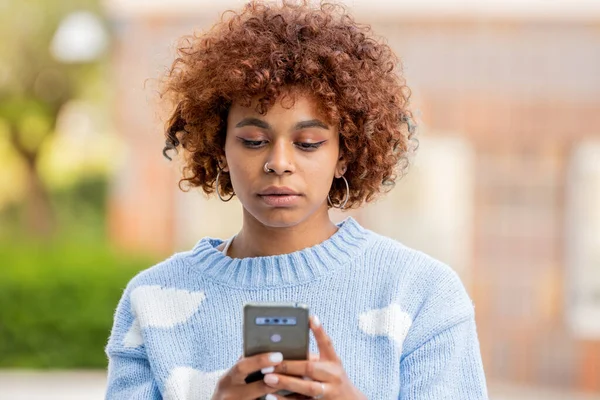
xmin=224 ymin=90 xmax=344 ymax=228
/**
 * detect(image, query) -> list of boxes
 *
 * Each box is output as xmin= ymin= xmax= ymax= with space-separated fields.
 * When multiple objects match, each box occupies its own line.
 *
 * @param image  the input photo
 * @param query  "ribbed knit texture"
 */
xmin=105 ymin=217 xmax=488 ymax=399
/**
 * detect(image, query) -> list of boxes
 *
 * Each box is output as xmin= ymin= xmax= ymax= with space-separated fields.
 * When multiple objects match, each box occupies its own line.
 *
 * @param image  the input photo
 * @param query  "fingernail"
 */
xmin=269 ymin=352 xmax=283 ymax=363
xmin=264 ymin=374 xmax=279 ymax=385
xmin=261 ymin=366 xmax=275 ymax=374
xmin=313 ymin=315 xmax=321 ymax=327
xmin=266 ymin=395 xmax=277 ymax=400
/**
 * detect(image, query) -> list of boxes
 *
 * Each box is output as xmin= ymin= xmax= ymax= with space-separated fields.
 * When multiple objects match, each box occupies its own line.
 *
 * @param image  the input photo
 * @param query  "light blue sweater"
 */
xmin=105 ymin=217 xmax=488 ymax=399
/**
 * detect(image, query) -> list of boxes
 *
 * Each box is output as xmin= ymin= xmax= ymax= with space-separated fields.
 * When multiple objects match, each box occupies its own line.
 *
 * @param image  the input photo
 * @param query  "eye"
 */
xmin=239 ymin=138 xmax=268 ymax=148
xmin=296 ymin=140 xmax=326 ymax=151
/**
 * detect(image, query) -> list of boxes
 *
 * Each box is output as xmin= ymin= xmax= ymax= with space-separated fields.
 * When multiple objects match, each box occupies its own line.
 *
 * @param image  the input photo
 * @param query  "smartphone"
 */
xmin=243 ymin=302 xmax=309 ymax=397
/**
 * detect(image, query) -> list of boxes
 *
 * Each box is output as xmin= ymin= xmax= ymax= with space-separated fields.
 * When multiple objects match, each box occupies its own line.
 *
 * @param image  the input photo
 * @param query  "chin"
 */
xmin=243 ymin=203 xmax=318 ymax=229
xmin=253 ymin=209 xmax=306 ymax=228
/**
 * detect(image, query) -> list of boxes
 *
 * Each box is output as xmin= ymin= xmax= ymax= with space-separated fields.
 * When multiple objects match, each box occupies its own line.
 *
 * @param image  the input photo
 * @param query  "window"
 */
xmin=565 ymin=140 xmax=600 ymax=339
xmin=361 ymin=135 xmax=475 ymax=284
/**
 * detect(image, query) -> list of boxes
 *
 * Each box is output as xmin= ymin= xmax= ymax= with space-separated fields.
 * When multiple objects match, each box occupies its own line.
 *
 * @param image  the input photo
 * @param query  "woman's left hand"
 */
xmin=262 ymin=316 xmax=367 ymax=400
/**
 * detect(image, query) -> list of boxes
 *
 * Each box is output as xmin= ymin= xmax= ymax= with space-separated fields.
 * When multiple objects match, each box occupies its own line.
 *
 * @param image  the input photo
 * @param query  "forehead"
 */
xmin=228 ymin=88 xmax=328 ymax=122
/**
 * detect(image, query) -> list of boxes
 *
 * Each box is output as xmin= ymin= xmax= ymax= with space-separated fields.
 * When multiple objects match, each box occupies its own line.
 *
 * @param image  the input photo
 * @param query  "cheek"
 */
xmin=302 ymin=161 xmax=336 ymax=192
xmin=228 ymin=159 xmax=256 ymax=193
xmin=223 ymin=144 xmax=246 ymax=187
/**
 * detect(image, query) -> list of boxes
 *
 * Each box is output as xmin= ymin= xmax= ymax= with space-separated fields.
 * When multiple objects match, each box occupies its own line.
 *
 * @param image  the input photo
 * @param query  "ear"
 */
xmin=335 ymin=155 xmax=347 ymax=179
xmin=218 ymin=156 xmax=229 ymax=173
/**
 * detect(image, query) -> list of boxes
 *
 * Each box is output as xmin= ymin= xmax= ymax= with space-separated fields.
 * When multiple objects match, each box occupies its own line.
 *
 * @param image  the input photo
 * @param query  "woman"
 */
xmin=105 ymin=1 xmax=488 ymax=399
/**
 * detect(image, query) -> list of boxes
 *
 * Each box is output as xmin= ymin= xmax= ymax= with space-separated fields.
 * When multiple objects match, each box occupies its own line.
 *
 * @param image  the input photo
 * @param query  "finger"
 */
xmin=229 ymin=352 xmax=284 ymax=384
xmin=272 ymin=359 xmax=337 ymax=382
xmin=268 ymin=353 xmax=320 ymax=376
xmin=263 ymin=373 xmax=325 ymax=399
xmin=310 ymin=316 xmax=339 ymax=362
xmin=266 ymin=353 xmax=319 ymax=377
xmin=229 ymin=379 xmax=280 ymax=400
xmin=264 ymin=353 xmax=318 ymax=374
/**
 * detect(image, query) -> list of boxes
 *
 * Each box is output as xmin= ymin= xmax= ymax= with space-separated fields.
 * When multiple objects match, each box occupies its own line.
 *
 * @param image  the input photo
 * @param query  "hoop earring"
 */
xmin=216 ymin=169 xmax=234 ymax=202
xmin=328 ymin=175 xmax=349 ymax=210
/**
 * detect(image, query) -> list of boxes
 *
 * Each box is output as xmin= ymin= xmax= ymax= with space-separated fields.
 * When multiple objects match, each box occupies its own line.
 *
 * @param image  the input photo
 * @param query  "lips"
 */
xmin=258 ymin=186 xmax=300 ymax=196
xmin=258 ymin=186 xmax=302 ymax=207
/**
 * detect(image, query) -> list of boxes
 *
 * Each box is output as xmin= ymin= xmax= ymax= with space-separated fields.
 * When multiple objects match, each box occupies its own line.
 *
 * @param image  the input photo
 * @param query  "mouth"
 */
xmin=257 ymin=187 xmax=302 ymax=207
xmin=258 ymin=186 xmax=301 ymax=196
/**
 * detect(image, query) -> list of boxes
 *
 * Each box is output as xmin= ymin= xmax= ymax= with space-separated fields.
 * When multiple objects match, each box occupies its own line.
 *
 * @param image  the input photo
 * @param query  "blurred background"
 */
xmin=0 ymin=0 xmax=598 ymax=398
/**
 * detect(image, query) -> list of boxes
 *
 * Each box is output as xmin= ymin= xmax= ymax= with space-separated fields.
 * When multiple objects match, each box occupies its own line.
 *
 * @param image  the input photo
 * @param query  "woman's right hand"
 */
xmin=211 ymin=352 xmax=284 ymax=400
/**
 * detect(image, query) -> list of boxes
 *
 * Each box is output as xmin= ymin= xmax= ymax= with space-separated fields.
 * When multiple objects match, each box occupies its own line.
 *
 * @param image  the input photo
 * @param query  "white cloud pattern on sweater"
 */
xmin=164 ymin=366 xmax=227 ymax=400
xmin=130 ymin=285 xmax=206 ymax=328
xmin=123 ymin=317 xmax=143 ymax=348
xmin=359 ymin=303 xmax=412 ymax=350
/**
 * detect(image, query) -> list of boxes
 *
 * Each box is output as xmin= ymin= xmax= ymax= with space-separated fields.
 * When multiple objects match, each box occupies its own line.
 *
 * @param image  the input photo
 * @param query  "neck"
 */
xmin=231 ymin=208 xmax=338 ymax=258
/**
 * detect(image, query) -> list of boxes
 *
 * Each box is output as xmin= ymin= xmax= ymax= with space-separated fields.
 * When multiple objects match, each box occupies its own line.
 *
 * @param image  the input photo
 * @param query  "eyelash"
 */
xmin=240 ymin=139 xmax=326 ymax=151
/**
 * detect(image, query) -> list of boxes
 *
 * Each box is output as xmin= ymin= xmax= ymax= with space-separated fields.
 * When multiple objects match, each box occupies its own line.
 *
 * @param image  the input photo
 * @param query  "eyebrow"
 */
xmin=235 ymin=117 xmax=270 ymax=130
xmin=295 ymin=119 xmax=329 ymax=130
xmin=235 ymin=117 xmax=329 ymax=131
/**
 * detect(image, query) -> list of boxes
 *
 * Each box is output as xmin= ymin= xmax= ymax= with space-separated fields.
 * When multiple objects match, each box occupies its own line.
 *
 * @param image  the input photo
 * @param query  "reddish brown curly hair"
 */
xmin=161 ymin=0 xmax=417 ymax=209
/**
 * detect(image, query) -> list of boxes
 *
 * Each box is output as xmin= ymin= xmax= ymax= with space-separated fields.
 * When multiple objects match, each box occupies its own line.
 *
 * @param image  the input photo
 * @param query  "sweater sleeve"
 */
xmin=399 ymin=266 xmax=488 ymax=400
xmin=105 ymin=281 xmax=162 ymax=400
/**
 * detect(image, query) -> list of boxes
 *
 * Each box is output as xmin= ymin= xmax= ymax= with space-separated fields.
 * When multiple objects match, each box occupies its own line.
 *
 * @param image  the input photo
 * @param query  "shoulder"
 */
xmin=361 ymin=230 xmax=477 ymax=351
xmin=363 ymin=229 xmax=466 ymax=291
xmin=111 ymin=245 xmax=212 ymax=330
xmin=106 ymin=247 xmax=205 ymax=353
xmin=362 ymin=228 xmax=474 ymax=318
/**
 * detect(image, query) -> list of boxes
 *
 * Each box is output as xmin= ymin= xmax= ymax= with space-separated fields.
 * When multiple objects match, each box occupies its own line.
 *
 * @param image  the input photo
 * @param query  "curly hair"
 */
xmin=161 ymin=0 xmax=417 ymax=209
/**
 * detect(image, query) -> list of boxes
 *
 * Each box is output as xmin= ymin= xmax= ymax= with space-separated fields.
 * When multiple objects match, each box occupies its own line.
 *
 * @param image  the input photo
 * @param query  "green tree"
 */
xmin=0 ymin=0 xmax=105 ymax=237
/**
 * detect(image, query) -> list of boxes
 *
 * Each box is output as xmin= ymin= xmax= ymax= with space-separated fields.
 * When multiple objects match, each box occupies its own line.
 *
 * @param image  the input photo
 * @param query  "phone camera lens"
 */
xmin=265 ymin=319 xmax=270 ymax=323
xmin=271 ymin=334 xmax=282 ymax=343
xmin=274 ymin=319 xmax=279 ymax=324
xmin=283 ymin=319 xmax=288 ymax=323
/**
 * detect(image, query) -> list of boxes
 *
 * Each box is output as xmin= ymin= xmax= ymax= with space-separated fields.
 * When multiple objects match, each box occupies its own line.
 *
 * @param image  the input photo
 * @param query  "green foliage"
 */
xmin=0 ymin=174 xmax=109 ymax=241
xmin=0 ymin=141 xmax=154 ymax=369
xmin=50 ymin=174 xmax=110 ymax=240
xmin=0 ymin=0 xmax=135 ymax=369
xmin=0 ymin=238 xmax=154 ymax=368
xmin=0 ymin=0 xmax=111 ymax=238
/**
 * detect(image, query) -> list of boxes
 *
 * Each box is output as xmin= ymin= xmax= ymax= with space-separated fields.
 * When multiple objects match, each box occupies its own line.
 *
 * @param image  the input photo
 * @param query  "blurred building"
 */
xmin=103 ymin=0 xmax=600 ymax=393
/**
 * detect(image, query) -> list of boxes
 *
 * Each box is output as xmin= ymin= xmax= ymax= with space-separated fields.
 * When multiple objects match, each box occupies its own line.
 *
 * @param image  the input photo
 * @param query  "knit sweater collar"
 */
xmin=185 ymin=217 xmax=370 ymax=288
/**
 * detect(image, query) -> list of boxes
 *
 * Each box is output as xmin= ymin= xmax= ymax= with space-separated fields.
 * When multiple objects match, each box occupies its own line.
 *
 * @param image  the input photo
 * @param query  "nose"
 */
xmin=266 ymin=139 xmax=295 ymax=175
